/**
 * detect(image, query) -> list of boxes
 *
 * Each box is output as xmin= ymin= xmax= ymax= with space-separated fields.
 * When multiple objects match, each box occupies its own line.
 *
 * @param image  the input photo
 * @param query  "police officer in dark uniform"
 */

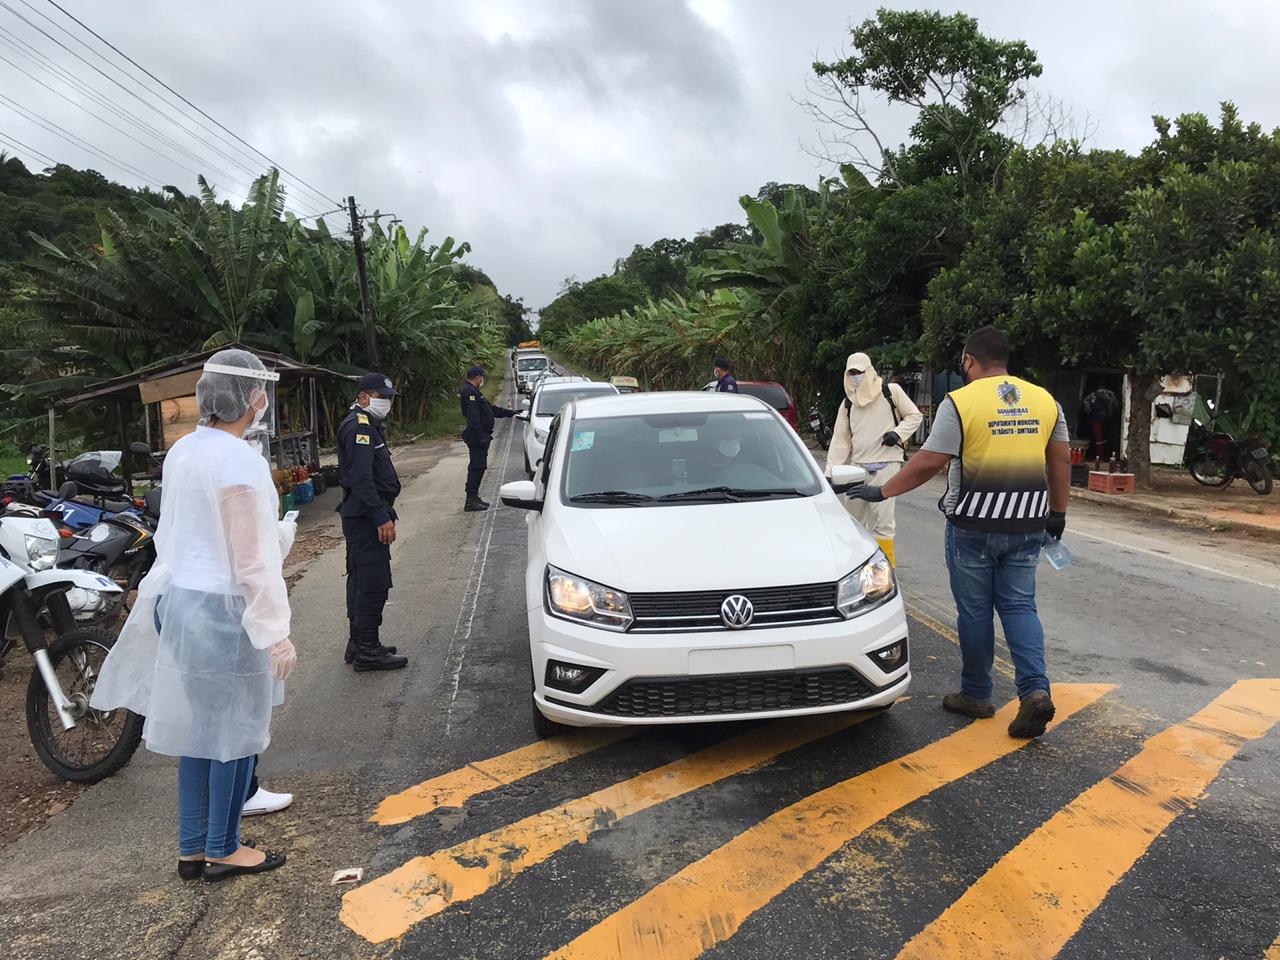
xmin=713 ymin=357 xmax=739 ymax=393
xmin=336 ymin=372 xmax=409 ymax=671
xmin=460 ymin=365 xmax=516 ymax=512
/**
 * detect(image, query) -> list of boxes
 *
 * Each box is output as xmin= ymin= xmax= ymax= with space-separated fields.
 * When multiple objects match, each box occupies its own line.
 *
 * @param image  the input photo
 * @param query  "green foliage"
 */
xmin=1 ymin=165 xmax=506 ymax=439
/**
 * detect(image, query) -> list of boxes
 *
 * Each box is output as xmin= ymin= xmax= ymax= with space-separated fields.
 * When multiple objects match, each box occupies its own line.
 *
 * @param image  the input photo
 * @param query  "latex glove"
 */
xmin=276 ymin=519 xmax=297 ymax=560
xmin=268 ymin=639 xmax=297 ymax=681
xmin=1046 ymin=510 xmax=1067 ymax=540
xmin=882 ymin=431 xmax=901 ymax=447
xmin=848 ymin=485 xmax=886 ymax=503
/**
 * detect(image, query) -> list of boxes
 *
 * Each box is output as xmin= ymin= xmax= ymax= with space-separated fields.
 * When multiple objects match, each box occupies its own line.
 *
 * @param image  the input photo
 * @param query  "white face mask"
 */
xmin=249 ymin=392 xmax=269 ymax=433
xmin=849 ymin=373 xmax=865 ymax=387
xmin=716 ymin=439 xmax=741 ymax=459
xmin=366 ymin=397 xmax=393 ymax=420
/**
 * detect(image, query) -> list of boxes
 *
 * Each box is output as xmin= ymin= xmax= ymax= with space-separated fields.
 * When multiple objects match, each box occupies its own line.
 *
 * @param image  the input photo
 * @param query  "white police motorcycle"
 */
xmin=0 ymin=511 xmax=142 ymax=782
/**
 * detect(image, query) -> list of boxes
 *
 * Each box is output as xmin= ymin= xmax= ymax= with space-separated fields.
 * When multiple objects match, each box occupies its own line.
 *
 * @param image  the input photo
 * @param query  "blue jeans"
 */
xmin=944 ymin=523 xmax=1050 ymax=703
xmin=177 ymin=755 xmax=256 ymax=858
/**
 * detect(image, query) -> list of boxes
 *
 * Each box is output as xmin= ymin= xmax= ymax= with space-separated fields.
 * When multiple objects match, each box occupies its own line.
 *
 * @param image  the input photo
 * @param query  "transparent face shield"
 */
xmin=201 ymin=361 xmax=280 ymax=438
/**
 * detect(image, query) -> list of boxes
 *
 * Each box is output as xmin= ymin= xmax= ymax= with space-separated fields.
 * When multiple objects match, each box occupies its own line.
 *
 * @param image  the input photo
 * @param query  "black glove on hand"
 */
xmin=848 ymin=485 xmax=886 ymax=503
xmin=1046 ymin=510 xmax=1067 ymax=540
xmin=882 ymin=431 xmax=900 ymax=447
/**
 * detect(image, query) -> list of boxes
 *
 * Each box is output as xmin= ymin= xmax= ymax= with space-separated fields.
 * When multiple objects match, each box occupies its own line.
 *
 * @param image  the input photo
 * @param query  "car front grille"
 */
xmin=628 ymin=582 xmax=839 ymax=632
xmin=582 ymin=667 xmax=879 ymax=718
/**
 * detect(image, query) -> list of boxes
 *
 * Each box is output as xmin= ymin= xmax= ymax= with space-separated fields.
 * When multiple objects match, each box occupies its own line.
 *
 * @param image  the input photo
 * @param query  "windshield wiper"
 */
xmin=657 ymin=486 xmax=806 ymax=502
xmin=569 ymin=490 xmax=656 ymax=503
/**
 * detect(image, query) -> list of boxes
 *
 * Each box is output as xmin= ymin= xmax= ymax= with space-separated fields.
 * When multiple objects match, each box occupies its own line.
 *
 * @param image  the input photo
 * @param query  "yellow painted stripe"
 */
xmin=546 ymin=683 xmax=1113 ymax=960
xmin=342 ymin=707 xmax=893 ymax=943
xmin=1265 ymin=932 xmax=1280 ymax=960
xmin=372 ymin=729 xmax=632 ymax=825
xmin=897 ymin=678 xmax=1280 ymax=960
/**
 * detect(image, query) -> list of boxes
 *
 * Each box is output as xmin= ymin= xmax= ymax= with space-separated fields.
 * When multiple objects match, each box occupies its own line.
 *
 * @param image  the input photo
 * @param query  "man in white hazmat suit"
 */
xmin=824 ymin=352 xmax=923 ymax=566
xmin=91 ymin=349 xmax=295 ymax=882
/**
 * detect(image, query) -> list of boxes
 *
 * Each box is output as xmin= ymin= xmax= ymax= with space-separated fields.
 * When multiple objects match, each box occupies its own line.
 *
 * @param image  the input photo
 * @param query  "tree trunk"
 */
xmin=1125 ymin=371 xmax=1162 ymax=486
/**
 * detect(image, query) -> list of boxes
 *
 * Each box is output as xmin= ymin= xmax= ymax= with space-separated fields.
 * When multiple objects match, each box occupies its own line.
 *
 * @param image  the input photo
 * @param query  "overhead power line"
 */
xmin=0 ymin=0 xmax=294 ymax=200
xmin=0 ymin=25 xmax=253 ymax=194
xmin=36 ymin=0 xmax=345 ymax=211
xmin=0 ymin=93 xmax=167 ymax=187
xmin=0 ymin=127 xmax=57 ymax=165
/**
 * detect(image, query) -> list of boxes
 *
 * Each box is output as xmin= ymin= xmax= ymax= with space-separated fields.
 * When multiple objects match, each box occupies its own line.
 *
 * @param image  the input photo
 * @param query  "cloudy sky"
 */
xmin=3 ymin=0 xmax=1279 ymax=312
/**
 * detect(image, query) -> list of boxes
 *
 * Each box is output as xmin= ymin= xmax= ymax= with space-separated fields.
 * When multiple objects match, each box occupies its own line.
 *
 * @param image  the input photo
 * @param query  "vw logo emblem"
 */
xmin=720 ymin=594 xmax=754 ymax=629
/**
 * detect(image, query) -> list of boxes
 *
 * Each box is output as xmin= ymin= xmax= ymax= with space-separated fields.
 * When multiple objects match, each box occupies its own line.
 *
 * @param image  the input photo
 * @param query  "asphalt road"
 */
xmin=2 ymin=380 xmax=1278 ymax=960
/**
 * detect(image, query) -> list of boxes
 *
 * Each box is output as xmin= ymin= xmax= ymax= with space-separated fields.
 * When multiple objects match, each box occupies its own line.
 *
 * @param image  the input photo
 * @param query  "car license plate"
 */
xmin=689 ymin=645 xmax=794 ymax=675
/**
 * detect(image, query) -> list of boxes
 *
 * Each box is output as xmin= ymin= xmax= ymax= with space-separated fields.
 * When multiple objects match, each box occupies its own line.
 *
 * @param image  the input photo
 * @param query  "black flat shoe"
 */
xmin=179 ymin=840 xmax=257 ymax=879
xmin=203 ymin=850 xmax=286 ymax=883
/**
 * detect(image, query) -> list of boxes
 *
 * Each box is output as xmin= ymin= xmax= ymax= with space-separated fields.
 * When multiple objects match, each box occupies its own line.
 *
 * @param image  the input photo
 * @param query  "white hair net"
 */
xmin=195 ymin=349 xmax=279 ymax=427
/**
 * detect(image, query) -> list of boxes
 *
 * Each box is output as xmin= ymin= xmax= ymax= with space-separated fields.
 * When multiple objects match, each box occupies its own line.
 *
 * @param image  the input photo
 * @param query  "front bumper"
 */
xmin=529 ymin=595 xmax=909 ymax=727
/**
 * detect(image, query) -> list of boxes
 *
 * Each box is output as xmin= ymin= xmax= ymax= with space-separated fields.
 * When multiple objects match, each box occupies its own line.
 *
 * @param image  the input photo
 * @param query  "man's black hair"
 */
xmin=713 ymin=356 xmax=732 ymax=372
xmin=963 ymin=326 xmax=1010 ymax=367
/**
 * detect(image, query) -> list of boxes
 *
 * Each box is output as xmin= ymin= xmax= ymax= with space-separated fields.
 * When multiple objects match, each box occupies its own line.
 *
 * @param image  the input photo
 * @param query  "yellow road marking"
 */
xmin=372 ymin=730 xmax=633 ymax=825
xmin=897 ymin=678 xmax=1280 ymax=960
xmin=342 ymin=707 xmax=893 ymax=943
xmin=545 ymin=683 xmax=1114 ymax=960
xmin=1266 ymin=932 xmax=1280 ymax=960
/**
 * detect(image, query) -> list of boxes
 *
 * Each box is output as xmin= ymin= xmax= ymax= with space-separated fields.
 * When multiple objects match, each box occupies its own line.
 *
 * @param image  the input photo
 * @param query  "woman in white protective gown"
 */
xmin=92 ymin=349 xmax=298 ymax=882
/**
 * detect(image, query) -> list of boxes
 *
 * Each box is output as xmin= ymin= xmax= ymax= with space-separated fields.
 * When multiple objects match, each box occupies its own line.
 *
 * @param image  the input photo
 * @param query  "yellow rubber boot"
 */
xmin=876 ymin=538 xmax=896 ymax=566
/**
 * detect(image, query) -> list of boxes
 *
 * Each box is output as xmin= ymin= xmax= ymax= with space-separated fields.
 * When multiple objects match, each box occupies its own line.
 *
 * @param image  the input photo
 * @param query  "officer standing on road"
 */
xmin=461 ymin=365 xmax=517 ymax=513
xmin=336 ymin=372 xmax=409 ymax=671
xmin=713 ymin=357 xmax=739 ymax=393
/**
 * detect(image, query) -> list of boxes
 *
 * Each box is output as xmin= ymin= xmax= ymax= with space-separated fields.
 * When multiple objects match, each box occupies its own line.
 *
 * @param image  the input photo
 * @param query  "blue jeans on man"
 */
xmin=944 ymin=523 xmax=1050 ymax=703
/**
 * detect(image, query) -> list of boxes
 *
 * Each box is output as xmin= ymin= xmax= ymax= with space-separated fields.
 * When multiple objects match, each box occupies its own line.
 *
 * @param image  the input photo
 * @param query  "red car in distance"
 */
xmin=702 ymin=379 xmax=800 ymax=432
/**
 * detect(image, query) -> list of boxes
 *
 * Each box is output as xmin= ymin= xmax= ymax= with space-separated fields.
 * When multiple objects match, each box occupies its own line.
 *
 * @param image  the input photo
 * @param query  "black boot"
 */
xmin=345 ymin=632 xmax=397 ymax=665
xmin=464 ymin=496 xmax=489 ymax=512
xmin=352 ymin=627 xmax=408 ymax=672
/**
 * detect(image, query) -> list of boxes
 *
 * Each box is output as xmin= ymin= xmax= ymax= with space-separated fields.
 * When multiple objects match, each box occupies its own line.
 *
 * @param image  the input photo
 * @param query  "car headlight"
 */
xmin=546 ymin=565 xmax=633 ymax=631
xmin=836 ymin=550 xmax=897 ymax=618
xmin=25 ymin=533 xmax=60 ymax=571
xmin=534 ymin=427 xmax=548 ymax=443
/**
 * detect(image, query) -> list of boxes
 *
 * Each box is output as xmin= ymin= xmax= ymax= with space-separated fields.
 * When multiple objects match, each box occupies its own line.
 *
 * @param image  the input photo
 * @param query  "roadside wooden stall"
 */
xmin=49 ymin=346 xmax=352 ymax=508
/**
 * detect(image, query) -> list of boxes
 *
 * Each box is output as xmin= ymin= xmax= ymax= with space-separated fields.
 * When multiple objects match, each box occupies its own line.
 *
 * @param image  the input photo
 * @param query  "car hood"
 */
xmin=544 ymin=495 xmax=878 ymax=591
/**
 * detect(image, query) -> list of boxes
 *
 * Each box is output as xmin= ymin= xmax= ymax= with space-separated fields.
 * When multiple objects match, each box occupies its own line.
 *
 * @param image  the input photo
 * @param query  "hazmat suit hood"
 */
xmin=844 ymin=353 xmax=883 ymax=407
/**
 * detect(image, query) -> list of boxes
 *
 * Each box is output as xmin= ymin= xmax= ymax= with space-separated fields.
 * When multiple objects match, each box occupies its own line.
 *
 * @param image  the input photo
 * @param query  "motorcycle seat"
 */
xmin=100 ymin=499 xmax=136 ymax=513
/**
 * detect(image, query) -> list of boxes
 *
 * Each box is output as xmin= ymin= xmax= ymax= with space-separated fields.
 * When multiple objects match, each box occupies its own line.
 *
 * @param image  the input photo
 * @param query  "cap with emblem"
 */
xmin=466 ymin=365 xmax=486 ymax=380
xmin=357 ymin=372 xmax=396 ymax=397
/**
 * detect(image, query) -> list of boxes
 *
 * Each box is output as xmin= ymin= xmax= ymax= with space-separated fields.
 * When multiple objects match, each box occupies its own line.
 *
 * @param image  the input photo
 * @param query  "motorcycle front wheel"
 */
xmin=1188 ymin=453 xmax=1233 ymax=488
xmin=1243 ymin=459 xmax=1274 ymax=496
xmin=26 ymin=628 xmax=143 ymax=783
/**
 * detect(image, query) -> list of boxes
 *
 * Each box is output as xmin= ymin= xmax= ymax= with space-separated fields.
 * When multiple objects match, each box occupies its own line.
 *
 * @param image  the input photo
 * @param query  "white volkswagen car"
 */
xmin=519 ymin=379 xmax=619 ymax=475
xmin=500 ymin=391 xmax=909 ymax=737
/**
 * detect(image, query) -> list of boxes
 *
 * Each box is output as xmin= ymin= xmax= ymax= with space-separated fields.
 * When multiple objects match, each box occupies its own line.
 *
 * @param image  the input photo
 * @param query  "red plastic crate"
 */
xmin=1088 ymin=471 xmax=1135 ymax=494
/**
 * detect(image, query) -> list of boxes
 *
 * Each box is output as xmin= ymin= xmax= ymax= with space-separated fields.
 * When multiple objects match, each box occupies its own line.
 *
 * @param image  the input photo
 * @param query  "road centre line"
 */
xmin=1070 ymin=529 xmax=1280 ymax=592
xmin=896 ymin=678 xmax=1280 ymax=960
xmin=543 ymin=684 xmax=1114 ymax=960
xmin=341 ymin=708 xmax=890 ymax=943
xmin=443 ymin=380 xmax=519 ymax=735
xmin=371 ymin=729 xmax=634 ymax=825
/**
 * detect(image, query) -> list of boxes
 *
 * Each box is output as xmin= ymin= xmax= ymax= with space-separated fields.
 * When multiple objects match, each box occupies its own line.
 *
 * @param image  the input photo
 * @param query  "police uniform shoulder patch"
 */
xmin=356 ymin=433 xmax=371 ymax=445
xmin=356 ymin=413 xmax=370 ymax=425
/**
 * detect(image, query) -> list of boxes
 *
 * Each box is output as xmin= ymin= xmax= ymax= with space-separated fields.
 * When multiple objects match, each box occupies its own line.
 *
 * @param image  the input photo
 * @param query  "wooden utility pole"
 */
xmin=348 ymin=195 xmax=379 ymax=369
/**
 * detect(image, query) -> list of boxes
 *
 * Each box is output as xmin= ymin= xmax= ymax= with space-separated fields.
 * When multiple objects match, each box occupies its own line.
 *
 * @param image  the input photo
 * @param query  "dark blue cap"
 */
xmin=467 ymin=365 xmax=486 ymax=380
xmin=357 ymin=372 xmax=396 ymax=397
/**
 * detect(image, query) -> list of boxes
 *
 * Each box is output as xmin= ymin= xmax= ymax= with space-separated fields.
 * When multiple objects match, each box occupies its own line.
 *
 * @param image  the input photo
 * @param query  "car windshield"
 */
xmin=518 ymin=357 xmax=549 ymax=371
xmin=562 ymin=410 xmax=822 ymax=505
xmin=738 ymin=383 xmax=791 ymax=410
xmin=536 ymin=386 xmax=615 ymax=416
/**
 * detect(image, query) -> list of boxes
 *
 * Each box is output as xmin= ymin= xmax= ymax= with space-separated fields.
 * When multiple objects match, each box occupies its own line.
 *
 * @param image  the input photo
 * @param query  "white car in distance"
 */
xmin=500 ymin=391 xmax=908 ymax=737
xmin=516 ymin=354 xmax=552 ymax=394
xmin=519 ymin=379 xmax=619 ymax=475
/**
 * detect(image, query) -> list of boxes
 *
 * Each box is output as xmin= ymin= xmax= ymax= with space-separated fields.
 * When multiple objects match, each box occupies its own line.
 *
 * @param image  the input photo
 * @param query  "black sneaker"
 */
xmin=464 ymin=498 xmax=489 ymax=512
xmin=942 ymin=692 xmax=996 ymax=719
xmin=1008 ymin=690 xmax=1056 ymax=738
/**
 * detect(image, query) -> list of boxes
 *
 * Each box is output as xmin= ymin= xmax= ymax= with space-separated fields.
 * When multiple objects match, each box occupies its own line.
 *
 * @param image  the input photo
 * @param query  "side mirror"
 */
xmin=516 ymin=411 xmax=530 ymax=422
xmin=828 ymin=464 xmax=866 ymax=495
xmin=521 ymin=398 xmax=531 ymax=411
xmin=58 ymin=480 xmax=79 ymax=500
xmin=499 ymin=479 xmax=542 ymax=512
xmin=129 ymin=441 xmax=153 ymax=457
